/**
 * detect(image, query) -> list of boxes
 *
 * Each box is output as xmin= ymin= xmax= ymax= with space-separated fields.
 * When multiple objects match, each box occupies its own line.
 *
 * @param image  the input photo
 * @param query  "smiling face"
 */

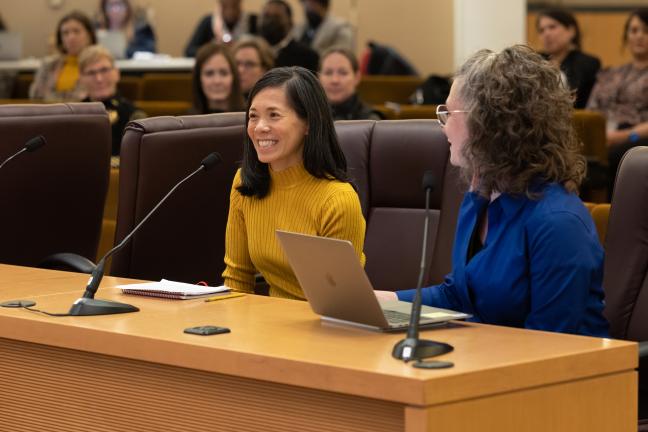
xmin=247 ymin=86 xmax=309 ymax=171
xmin=60 ymin=18 xmax=92 ymax=56
xmin=442 ymin=79 xmax=470 ymax=169
xmin=200 ymin=53 xmax=234 ymax=109
xmin=537 ymin=16 xmax=575 ymax=56
xmin=319 ymin=52 xmax=360 ymax=104
xmin=80 ymin=56 xmax=120 ymax=101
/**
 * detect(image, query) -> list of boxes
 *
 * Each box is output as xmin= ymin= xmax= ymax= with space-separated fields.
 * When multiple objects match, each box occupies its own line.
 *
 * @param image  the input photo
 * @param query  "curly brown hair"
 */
xmin=455 ymin=44 xmax=585 ymax=198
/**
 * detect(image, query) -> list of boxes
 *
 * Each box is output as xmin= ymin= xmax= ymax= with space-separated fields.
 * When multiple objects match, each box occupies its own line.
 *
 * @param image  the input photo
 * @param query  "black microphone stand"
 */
xmin=392 ymin=172 xmax=454 ymax=362
xmin=68 ymin=153 xmax=222 ymax=316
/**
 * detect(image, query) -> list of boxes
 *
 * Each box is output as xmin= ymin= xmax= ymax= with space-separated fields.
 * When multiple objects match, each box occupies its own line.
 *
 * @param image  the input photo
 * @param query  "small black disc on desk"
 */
xmin=413 ymin=360 xmax=454 ymax=369
xmin=1 ymin=300 xmax=36 ymax=308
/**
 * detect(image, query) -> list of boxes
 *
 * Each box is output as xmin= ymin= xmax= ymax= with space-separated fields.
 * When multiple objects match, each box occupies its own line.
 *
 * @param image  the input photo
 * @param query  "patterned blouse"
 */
xmin=587 ymin=63 xmax=648 ymax=128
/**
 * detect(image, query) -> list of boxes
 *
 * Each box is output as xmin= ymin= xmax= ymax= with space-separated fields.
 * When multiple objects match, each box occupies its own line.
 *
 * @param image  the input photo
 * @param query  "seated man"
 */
xmin=294 ymin=0 xmax=354 ymax=54
xmin=259 ymin=0 xmax=319 ymax=73
xmin=78 ymin=45 xmax=146 ymax=156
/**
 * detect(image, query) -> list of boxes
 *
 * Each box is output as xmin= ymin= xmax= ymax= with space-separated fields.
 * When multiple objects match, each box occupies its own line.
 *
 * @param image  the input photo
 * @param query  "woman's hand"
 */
xmin=375 ymin=290 xmax=398 ymax=301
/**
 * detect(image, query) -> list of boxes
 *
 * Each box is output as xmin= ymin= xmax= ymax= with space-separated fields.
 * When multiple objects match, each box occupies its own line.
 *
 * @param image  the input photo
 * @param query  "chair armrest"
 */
xmin=38 ymin=253 xmax=97 ymax=274
xmin=639 ymin=341 xmax=648 ymax=360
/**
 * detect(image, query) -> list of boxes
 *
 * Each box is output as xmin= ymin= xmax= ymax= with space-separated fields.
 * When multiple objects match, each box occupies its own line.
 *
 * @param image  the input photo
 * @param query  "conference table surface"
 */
xmin=0 ymin=264 xmax=638 ymax=432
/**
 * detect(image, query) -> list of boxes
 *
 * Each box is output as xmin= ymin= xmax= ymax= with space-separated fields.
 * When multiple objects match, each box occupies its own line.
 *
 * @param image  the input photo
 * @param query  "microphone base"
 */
xmin=68 ymin=297 xmax=139 ymax=316
xmin=392 ymin=338 xmax=453 ymax=362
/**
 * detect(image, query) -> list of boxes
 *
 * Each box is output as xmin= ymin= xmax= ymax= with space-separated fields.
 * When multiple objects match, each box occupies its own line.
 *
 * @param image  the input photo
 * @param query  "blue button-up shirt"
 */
xmin=397 ymin=184 xmax=609 ymax=337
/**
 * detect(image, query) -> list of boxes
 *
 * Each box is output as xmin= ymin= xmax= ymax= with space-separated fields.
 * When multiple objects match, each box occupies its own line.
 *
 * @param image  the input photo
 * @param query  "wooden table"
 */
xmin=0 ymin=264 xmax=637 ymax=432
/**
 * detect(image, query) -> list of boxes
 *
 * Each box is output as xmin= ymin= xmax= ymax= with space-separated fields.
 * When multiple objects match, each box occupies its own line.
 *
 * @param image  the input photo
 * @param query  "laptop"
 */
xmin=97 ymin=30 xmax=127 ymax=59
xmin=0 ymin=32 xmax=22 ymax=61
xmin=276 ymin=230 xmax=470 ymax=331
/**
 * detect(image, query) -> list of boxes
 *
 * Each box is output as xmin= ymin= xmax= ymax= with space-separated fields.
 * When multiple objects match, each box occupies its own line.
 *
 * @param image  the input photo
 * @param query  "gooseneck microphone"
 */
xmin=67 ymin=152 xmax=223 ymax=316
xmin=0 ymin=135 xmax=47 ymax=170
xmin=392 ymin=170 xmax=454 ymax=363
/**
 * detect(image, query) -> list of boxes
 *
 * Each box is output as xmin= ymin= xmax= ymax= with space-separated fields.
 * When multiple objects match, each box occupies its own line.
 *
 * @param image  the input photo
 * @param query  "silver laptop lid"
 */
xmin=276 ymin=230 xmax=470 ymax=330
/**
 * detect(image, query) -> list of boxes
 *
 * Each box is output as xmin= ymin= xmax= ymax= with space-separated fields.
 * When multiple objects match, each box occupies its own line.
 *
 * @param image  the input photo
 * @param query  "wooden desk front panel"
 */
xmin=0 ymin=337 xmax=403 ymax=432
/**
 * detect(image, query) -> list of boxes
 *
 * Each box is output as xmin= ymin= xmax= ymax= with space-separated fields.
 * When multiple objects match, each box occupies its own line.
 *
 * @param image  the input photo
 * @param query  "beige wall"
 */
xmin=0 ymin=0 xmax=454 ymax=76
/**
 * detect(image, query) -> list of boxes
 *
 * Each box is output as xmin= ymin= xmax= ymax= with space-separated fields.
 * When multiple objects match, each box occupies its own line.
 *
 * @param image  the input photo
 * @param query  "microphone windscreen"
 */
xmin=24 ymin=135 xmax=46 ymax=152
xmin=421 ymin=170 xmax=436 ymax=192
xmin=201 ymin=152 xmax=222 ymax=170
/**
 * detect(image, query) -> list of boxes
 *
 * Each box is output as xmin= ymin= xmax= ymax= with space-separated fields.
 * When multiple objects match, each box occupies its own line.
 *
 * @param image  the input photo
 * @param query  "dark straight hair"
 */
xmin=537 ymin=8 xmax=581 ymax=49
xmin=623 ymin=8 xmax=648 ymax=44
xmin=237 ymin=66 xmax=348 ymax=198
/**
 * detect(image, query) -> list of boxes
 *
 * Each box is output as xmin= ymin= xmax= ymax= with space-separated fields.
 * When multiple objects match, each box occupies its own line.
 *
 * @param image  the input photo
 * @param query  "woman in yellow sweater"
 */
xmin=222 ymin=66 xmax=366 ymax=299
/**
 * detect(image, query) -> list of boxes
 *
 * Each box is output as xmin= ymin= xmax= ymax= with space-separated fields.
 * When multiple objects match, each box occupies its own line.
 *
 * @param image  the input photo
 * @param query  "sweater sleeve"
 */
xmin=222 ymin=171 xmax=256 ymax=293
xmin=319 ymin=187 xmax=366 ymax=266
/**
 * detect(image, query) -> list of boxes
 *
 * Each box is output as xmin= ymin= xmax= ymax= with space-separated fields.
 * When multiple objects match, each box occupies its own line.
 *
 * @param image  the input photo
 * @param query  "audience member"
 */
xmin=587 ymin=8 xmax=648 ymax=197
xmin=294 ymin=0 xmax=354 ymax=54
xmin=232 ymin=35 xmax=274 ymax=100
xmin=375 ymin=45 xmax=608 ymax=337
xmin=190 ymin=42 xmax=244 ymax=114
xmin=222 ymin=66 xmax=365 ymax=299
xmin=79 ymin=45 xmax=145 ymax=155
xmin=0 ymin=12 xmax=17 ymax=98
xmin=536 ymin=8 xmax=600 ymax=109
xmin=30 ymin=11 xmax=96 ymax=101
xmin=319 ymin=47 xmax=382 ymax=120
xmin=185 ymin=0 xmax=257 ymax=57
xmin=96 ymin=0 xmax=156 ymax=58
xmin=259 ymin=0 xmax=319 ymax=73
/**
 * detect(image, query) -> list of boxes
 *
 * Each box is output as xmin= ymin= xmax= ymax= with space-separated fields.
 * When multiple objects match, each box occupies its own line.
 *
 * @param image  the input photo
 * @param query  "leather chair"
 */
xmin=602 ymin=146 xmax=648 ymax=428
xmin=110 ymin=112 xmax=245 ymax=285
xmin=0 ymin=103 xmax=111 ymax=266
xmin=336 ymin=119 xmax=462 ymax=291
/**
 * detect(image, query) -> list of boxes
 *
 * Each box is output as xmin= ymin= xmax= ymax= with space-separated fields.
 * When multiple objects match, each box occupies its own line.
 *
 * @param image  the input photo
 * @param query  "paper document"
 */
xmin=118 ymin=279 xmax=229 ymax=300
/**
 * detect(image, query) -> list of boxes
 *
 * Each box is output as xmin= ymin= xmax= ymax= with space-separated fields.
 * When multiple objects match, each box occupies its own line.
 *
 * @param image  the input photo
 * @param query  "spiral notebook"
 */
xmin=118 ymin=279 xmax=229 ymax=300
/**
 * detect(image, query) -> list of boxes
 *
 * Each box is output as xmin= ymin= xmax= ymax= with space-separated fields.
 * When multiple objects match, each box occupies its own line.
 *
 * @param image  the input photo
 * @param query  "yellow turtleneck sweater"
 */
xmin=222 ymin=164 xmax=366 ymax=300
xmin=55 ymin=56 xmax=80 ymax=93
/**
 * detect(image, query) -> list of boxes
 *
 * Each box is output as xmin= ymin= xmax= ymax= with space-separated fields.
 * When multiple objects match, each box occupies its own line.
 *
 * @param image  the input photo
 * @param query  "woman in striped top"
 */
xmin=222 ymin=66 xmax=366 ymax=299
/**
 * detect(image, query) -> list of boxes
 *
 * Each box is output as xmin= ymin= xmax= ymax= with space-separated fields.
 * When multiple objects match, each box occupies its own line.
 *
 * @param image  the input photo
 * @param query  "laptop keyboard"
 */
xmin=383 ymin=309 xmax=412 ymax=325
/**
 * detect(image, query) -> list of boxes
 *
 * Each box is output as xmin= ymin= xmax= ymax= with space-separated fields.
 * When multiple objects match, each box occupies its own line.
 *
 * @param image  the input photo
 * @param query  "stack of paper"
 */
xmin=118 ymin=279 xmax=229 ymax=300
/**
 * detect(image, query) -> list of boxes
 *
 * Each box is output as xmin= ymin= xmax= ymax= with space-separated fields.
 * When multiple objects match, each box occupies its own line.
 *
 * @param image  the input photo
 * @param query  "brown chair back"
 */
xmin=603 ymin=146 xmax=648 ymax=341
xmin=0 ymin=103 xmax=111 ymax=265
xmin=110 ymin=112 xmax=245 ymax=284
xmin=336 ymin=119 xmax=462 ymax=291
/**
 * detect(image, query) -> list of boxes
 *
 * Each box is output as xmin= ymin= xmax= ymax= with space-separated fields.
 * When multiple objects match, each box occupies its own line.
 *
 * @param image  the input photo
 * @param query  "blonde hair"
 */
xmin=79 ymin=45 xmax=115 ymax=72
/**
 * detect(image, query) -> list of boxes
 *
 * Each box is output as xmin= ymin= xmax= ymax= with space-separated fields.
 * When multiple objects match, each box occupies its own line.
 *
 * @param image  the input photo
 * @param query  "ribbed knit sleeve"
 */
xmin=222 ymin=170 xmax=256 ymax=293
xmin=320 ymin=188 xmax=366 ymax=266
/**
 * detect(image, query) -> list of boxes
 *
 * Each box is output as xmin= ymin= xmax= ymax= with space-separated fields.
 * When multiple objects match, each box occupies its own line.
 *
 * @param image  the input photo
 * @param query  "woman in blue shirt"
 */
xmin=376 ymin=45 xmax=609 ymax=337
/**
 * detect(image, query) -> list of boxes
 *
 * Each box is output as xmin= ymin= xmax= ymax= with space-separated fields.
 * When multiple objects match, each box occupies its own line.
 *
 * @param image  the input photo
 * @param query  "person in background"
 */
xmin=190 ymin=42 xmax=244 ymax=114
xmin=79 ymin=45 xmax=146 ymax=156
xmin=259 ymin=0 xmax=319 ymax=73
xmin=375 ymin=45 xmax=609 ymax=337
xmin=222 ymin=66 xmax=365 ymax=299
xmin=185 ymin=0 xmax=256 ymax=57
xmin=30 ymin=11 xmax=96 ymax=101
xmin=536 ymin=8 xmax=600 ymax=109
xmin=587 ymin=8 xmax=648 ymax=198
xmin=0 ymin=12 xmax=17 ymax=98
xmin=294 ymin=0 xmax=354 ymax=55
xmin=232 ymin=35 xmax=274 ymax=100
xmin=96 ymin=0 xmax=156 ymax=58
xmin=319 ymin=47 xmax=382 ymax=120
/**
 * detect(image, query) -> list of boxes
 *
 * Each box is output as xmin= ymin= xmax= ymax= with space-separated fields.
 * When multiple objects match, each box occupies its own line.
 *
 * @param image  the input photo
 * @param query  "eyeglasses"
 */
xmin=436 ymin=104 xmax=469 ymax=126
xmin=82 ymin=66 xmax=113 ymax=78
xmin=237 ymin=60 xmax=261 ymax=70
